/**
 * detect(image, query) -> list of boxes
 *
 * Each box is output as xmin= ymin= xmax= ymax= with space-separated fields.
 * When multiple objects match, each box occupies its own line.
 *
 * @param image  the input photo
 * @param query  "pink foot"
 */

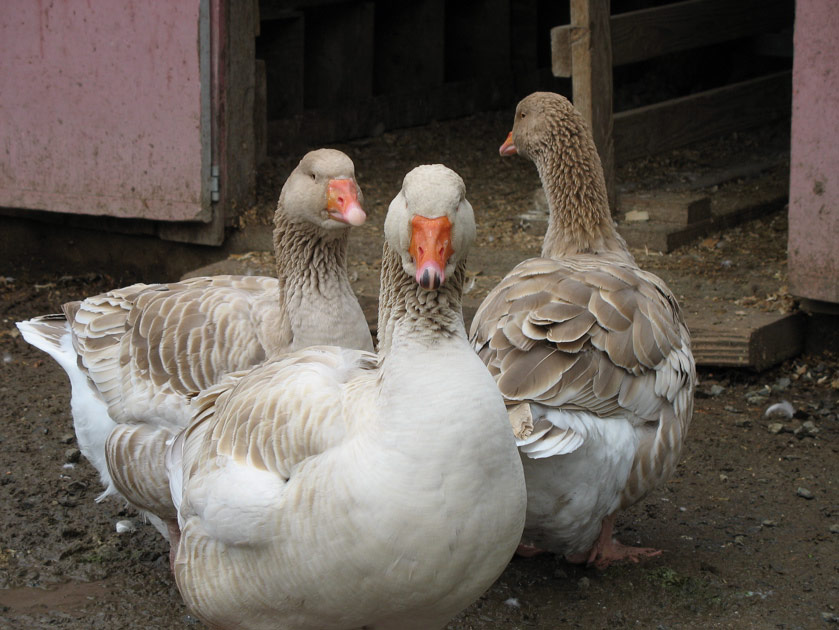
xmin=515 ymin=543 xmax=547 ymax=558
xmin=571 ymin=514 xmax=663 ymax=570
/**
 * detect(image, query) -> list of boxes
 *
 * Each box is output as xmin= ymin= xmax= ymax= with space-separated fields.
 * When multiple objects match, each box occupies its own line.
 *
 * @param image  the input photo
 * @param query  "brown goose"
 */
xmin=146 ymin=164 xmax=526 ymax=630
xmin=16 ymin=149 xmax=373 ymax=514
xmin=470 ymin=92 xmax=695 ymax=568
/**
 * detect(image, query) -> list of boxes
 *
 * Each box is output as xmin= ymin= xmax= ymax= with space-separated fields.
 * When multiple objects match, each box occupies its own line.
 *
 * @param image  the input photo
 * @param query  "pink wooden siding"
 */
xmin=788 ymin=0 xmax=839 ymax=303
xmin=0 ymin=1 xmax=210 ymax=222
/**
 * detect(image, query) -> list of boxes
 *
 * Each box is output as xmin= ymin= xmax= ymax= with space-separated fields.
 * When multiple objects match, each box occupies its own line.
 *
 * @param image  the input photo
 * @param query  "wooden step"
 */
xmin=618 ymin=168 xmax=788 ymax=253
xmin=620 ymin=191 xmax=711 ymax=225
xmin=686 ymin=307 xmax=804 ymax=371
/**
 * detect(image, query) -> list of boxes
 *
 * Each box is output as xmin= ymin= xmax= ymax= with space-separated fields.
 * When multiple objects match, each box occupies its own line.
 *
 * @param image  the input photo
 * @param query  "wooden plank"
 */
xmin=611 ymin=0 xmax=793 ymax=67
xmin=688 ymin=310 xmax=804 ymax=371
xmin=304 ymin=2 xmax=374 ymax=108
xmin=614 ymin=71 xmax=791 ymax=162
xmin=619 ymin=192 xmax=711 ymax=225
xmin=618 ymin=192 xmax=787 ymax=253
xmin=266 ymin=77 xmax=513 ymax=155
xmin=373 ymin=0 xmax=444 ymax=94
xmin=254 ymin=59 xmax=267 ymax=167
xmin=445 ymin=0 xmax=510 ymax=81
xmin=550 ymin=23 xmax=571 ymax=78
xmin=551 ymin=0 xmax=793 ymax=76
xmin=256 ymin=12 xmax=304 ymax=119
xmin=570 ymin=0 xmax=615 ymax=212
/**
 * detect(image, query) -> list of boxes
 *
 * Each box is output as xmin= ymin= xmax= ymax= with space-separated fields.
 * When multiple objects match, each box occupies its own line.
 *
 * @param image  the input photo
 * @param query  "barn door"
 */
xmin=0 ymin=1 xmax=215 ymax=226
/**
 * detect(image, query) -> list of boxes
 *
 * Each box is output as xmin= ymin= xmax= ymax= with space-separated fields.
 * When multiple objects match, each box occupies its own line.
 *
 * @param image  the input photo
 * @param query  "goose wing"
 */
xmin=470 ymin=256 xmax=695 ymax=499
xmin=169 ymin=346 xmax=378 ymax=546
xmin=66 ymin=275 xmax=284 ymax=427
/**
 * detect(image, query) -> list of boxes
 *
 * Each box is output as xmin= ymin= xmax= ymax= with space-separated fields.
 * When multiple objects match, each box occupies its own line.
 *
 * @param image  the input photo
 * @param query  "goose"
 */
xmin=16 ymin=148 xmax=373 ymax=516
xmin=470 ymin=92 xmax=695 ymax=569
xmin=152 ymin=164 xmax=527 ymax=630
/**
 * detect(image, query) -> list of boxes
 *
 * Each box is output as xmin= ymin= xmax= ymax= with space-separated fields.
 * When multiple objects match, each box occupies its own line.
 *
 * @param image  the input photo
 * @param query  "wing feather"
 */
xmin=470 ymin=254 xmax=695 ymax=502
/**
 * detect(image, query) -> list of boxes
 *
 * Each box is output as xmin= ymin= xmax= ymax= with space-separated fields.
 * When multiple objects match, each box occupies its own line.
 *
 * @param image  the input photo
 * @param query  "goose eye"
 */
xmin=520 ymin=112 xmax=526 ymax=119
xmin=310 ymin=173 xmax=317 ymax=181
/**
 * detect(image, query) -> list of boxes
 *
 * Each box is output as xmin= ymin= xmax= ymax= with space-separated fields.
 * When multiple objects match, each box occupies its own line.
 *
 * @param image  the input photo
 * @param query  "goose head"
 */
xmin=499 ymin=91 xmax=594 ymax=164
xmin=384 ymin=164 xmax=476 ymax=290
xmin=498 ymin=92 xmax=624 ymax=260
xmin=498 ymin=92 xmax=599 ymax=166
xmin=276 ymin=148 xmax=367 ymax=234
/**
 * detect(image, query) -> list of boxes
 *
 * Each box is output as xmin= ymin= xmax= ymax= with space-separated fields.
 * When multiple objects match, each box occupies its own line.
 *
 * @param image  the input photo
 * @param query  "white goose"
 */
xmin=16 ymin=148 xmax=373 ymax=512
xmin=470 ymin=92 xmax=695 ymax=568
xmin=155 ymin=164 xmax=526 ymax=630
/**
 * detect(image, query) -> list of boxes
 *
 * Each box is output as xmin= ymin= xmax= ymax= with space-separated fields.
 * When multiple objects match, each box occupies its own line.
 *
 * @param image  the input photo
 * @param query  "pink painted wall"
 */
xmin=0 ymin=1 xmax=209 ymax=222
xmin=788 ymin=0 xmax=839 ymax=303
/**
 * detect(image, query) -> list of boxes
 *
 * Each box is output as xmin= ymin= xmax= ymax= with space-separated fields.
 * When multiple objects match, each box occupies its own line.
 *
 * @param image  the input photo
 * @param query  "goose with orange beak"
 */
xmin=16 ymin=149 xmax=374 ymax=557
xmin=159 ymin=164 xmax=524 ymax=630
xmin=385 ymin=163 xmax=474 ymax=295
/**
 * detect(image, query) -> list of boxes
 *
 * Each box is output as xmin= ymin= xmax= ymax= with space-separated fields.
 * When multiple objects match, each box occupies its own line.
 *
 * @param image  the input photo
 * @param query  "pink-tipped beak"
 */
xmin=326 ymin=178 xmax=367 ymax=226
xmin=499 ymin=131 xmax=518 ymax=156
xmin=409 ymin=215 xmax=455 ymax=290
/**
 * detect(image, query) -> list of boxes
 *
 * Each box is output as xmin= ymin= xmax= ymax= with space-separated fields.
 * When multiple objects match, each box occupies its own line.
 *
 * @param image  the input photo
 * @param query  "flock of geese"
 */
xmin=17 ymin=92 xmax=696 ymax=630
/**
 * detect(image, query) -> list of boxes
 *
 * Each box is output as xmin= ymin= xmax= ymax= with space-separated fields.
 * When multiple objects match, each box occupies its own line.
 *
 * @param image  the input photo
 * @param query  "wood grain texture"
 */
xmin=614 ymin=71 xmax=791 ymax=162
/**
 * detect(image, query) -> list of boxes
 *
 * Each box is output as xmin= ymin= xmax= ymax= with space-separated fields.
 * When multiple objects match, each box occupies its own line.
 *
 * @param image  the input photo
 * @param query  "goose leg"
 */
xmin=514 ymin=543 xmax=547 ymax=558
xmin=167 ymin=519 xmax=181 ymax=575
xmin=581 ymin=513 xmax=662 ymax=570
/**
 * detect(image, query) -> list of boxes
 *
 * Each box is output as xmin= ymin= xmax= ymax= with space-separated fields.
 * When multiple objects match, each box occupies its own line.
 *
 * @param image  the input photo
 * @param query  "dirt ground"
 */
xmin=1 ymin=110 xmax=837 ymax=629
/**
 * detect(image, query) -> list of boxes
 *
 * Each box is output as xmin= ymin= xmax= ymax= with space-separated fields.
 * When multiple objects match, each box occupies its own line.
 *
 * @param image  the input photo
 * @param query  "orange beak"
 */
xmin=409 ymin=215 xmax=455 ymax=290
xmin=326 ymin=178 xmax=366 ymax=226
xmin=499 ymin=131 xmax=518 ymax=156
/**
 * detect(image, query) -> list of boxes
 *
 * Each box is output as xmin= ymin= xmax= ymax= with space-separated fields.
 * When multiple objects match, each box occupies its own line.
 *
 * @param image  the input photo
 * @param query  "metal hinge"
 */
xmin=210 ymin=165 xmax=220 ymax=202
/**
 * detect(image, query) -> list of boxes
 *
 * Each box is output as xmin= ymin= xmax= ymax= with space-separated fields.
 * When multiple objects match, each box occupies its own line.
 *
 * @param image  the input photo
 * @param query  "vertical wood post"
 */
xmin=569 ymin=0 xmax=615 ymax=212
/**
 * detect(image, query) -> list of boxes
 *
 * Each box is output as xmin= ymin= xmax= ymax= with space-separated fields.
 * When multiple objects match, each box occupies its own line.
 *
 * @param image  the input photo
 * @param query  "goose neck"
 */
xmin=272 ymin=213 xmax=351 ymax=300
xmin=376 ymin=243 xmax=467 ymax=356
xmin=534 ymin=143 xmax=634 ymax=265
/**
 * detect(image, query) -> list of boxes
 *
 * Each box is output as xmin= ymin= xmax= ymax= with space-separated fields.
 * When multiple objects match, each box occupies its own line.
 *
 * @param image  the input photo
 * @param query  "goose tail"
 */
xmin=16 ymin=314 xmax=118 ymax=498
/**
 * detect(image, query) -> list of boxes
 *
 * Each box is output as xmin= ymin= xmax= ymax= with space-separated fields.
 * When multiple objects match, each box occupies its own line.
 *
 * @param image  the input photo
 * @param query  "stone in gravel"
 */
xmin=765 ymin=400 xmax=795 ymax=419
xmin=64 ymin=448 xmax=81 ymax=463
xmin=115 ymin=520 xmax=136 ymax=534
xmin=60 ymin=434 xmax=75 ymax=444
xmin=762 ymin=519 xmax=778 ymax=527
xmin=802 ymin=420 xmax=819 ymax=435
xmin=710 ymin=384 xmax=725 ymax=396
xmin=821 ymin=612 xmax=839 ymax=624
xmin=796 ymin=487 xmax=814 ymax=500
xmin=767 ymin=423 xmax=785 ymax=434
xmin=774 ymin=377 xmax=791 ymax=391
xmin=577 ymin=577 xmax=591 ymax=591
xmin=830 ymin=524 xmax=839 ymax=534
xmin=746 ymin=391 xmax=770 ymax=405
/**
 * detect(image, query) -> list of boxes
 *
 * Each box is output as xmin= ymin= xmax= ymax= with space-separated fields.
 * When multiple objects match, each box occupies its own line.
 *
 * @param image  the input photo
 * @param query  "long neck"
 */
xmin=375 ymin=242 xmax=466 ymax=356
xmin=272 ymin=212 xmax=351 ymax=309
xmin=534 ymin=127 xmax=635 ymax=265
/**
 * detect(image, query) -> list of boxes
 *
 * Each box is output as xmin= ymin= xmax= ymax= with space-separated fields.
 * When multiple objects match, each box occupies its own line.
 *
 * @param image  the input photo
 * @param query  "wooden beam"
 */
xmin=619 ymin=192 xmax=711 ymax=225
xmin=550 ymin=24 xmax=571 ymax=78
xmin=569 ymin=0 xmax=615 ymax=212
xmin=688 ymin=310 xmax=804 ymax=371
xmin=614 ymin=71 xmax=791 ymax=162
xmin=552 ymin=0 xmax=793 ymax=76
